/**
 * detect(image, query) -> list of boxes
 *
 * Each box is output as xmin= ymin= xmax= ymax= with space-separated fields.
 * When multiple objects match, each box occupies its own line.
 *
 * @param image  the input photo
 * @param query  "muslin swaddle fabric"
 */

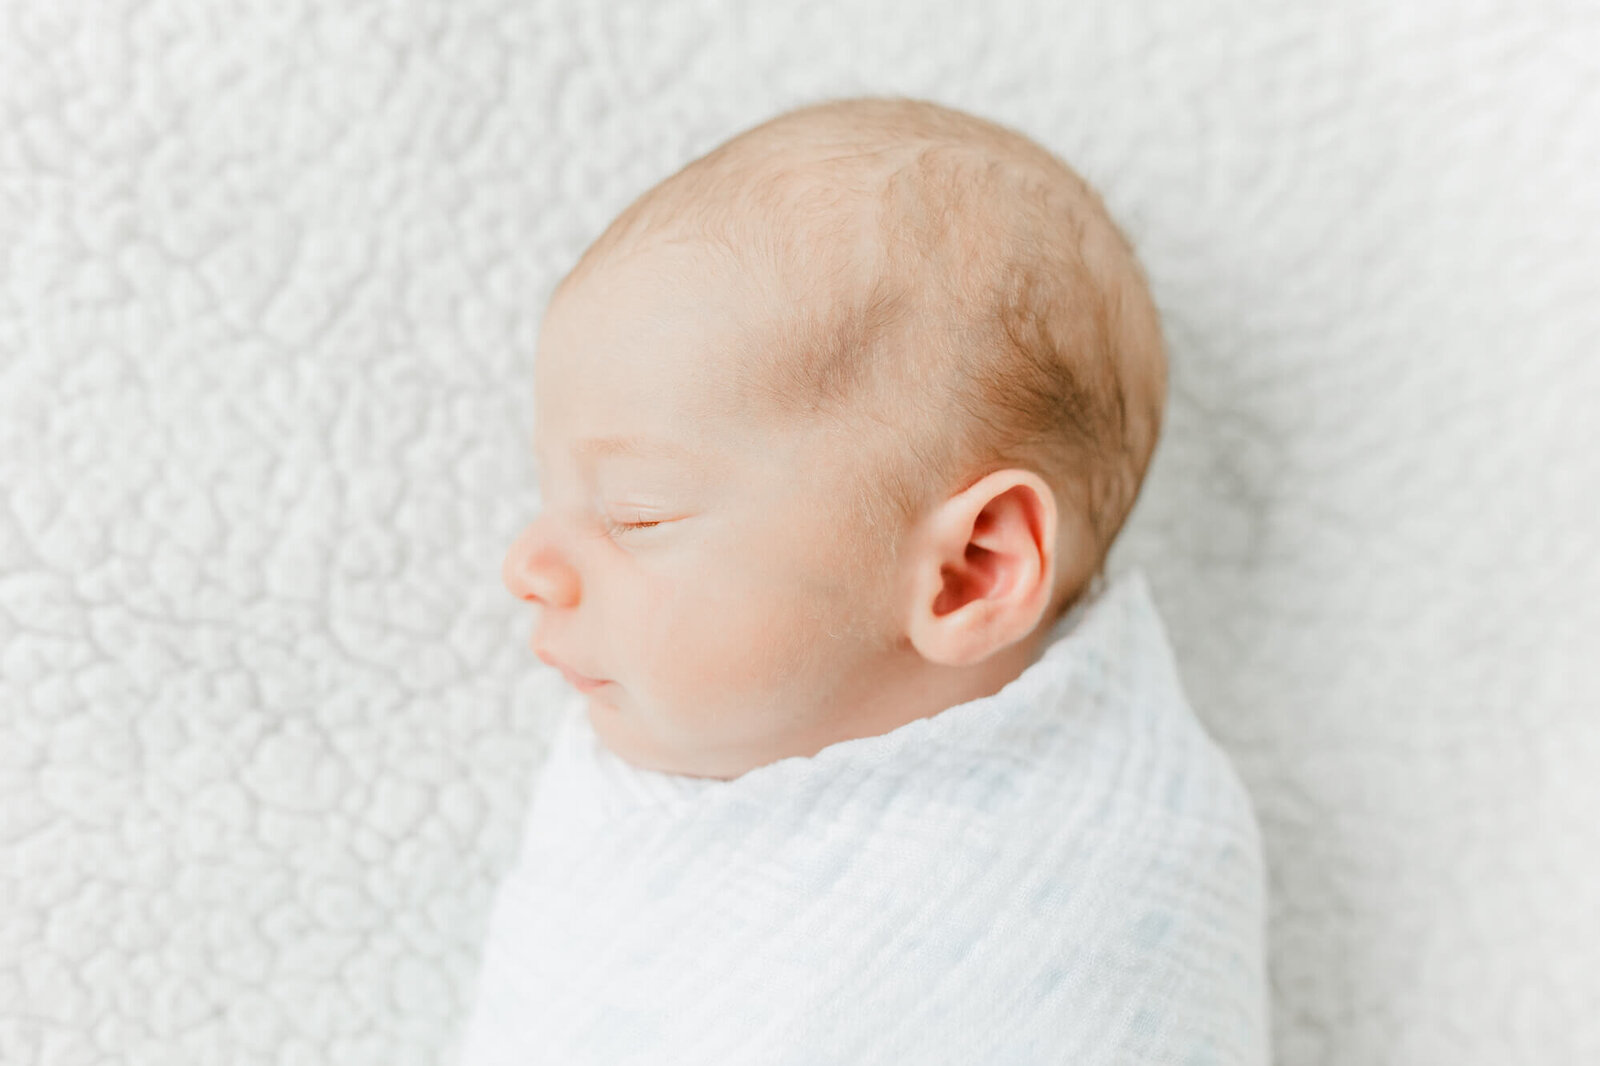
xmin=457 ymin=569 xmax=1267 ymax=1065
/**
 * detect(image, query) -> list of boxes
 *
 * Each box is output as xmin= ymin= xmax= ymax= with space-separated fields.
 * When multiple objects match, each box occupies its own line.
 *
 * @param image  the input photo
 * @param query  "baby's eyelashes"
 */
xmin=603 ymin=515 xmax=674 ymax=539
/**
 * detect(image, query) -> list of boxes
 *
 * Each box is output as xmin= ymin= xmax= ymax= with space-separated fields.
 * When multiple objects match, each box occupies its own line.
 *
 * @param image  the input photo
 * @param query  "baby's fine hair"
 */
xmin=564 ymin=97 xmax=1167 ymax=623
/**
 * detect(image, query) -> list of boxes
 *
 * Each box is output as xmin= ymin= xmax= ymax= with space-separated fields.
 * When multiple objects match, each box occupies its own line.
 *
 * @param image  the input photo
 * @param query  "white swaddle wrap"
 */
xmin=457 ymin=570 xmax=1268 ymax=1065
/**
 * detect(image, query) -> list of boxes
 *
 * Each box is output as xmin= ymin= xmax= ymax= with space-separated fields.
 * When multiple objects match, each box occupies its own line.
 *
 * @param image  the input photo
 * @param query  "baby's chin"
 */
xmin=584 ymin=690 xmax=754 ymax=781
xmin=582 ymin=685 xmax=621 ymax=726
xmin=583 ymin=688 xmax=667 ymax=769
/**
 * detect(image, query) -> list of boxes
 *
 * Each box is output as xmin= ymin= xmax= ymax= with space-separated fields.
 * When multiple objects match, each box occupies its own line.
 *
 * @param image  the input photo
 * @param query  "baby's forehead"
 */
xmin=537 ymin=239 xmax=803 ymax=434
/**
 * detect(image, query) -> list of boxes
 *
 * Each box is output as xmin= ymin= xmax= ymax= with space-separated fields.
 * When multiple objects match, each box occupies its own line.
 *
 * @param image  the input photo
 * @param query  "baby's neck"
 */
xmin=663 ymin=629 xmax=1055 ymax=782
xmin=820 ymin=628 xmax=1051 ymax=751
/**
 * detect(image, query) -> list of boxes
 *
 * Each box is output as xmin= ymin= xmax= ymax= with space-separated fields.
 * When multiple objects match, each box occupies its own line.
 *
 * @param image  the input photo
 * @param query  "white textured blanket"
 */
xmin=457 ymin=570 xmax=1267 ymax=1065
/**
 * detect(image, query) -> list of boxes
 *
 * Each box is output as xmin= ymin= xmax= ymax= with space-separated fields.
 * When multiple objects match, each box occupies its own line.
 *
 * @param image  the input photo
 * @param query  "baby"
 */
xmin=503 ymin=97 xmax=1165 ymax=782
xmin=469 ymin=97 xmax=1266 ymax=1064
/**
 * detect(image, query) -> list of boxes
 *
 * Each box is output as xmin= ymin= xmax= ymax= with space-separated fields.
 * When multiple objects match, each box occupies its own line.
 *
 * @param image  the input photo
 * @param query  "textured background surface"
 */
xmin=2 ymin=1 xmax=1596 ymax=1064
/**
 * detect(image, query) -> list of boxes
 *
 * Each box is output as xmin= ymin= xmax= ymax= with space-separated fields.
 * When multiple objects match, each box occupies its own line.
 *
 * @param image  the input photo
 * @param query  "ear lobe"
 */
xmin=907 ymin=470 xmax=1058 ymax=667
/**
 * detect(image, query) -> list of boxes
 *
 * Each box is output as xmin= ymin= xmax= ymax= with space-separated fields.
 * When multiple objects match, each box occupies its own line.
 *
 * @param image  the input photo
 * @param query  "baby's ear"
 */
xmin=903 ymin=469 xmax=1075 ymax=667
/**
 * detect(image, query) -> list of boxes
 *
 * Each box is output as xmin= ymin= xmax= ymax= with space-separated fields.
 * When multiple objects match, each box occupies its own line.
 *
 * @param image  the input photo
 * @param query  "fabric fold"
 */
xmin=458 ymin=568 xmax=1267 ymax=1065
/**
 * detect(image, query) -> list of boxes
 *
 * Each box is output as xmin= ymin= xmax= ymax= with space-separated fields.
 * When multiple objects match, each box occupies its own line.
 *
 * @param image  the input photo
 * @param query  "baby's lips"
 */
xmin=535 ymin=649 xmax=611 ymax=691
xmin=564 ymin=672 xmax=611 ymax=693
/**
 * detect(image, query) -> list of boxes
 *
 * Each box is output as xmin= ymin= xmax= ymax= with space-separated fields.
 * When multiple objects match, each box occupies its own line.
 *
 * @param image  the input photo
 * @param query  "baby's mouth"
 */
xmin=536 ymin=649 xmax=611 ymax=692
xmin=565 ymin=672 xmax=610 ymax=693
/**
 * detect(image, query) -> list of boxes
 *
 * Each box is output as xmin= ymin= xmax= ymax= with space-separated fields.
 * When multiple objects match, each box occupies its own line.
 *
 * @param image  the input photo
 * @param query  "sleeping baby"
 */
xmin=460 ymin=97 xmax=1267 ymax=1065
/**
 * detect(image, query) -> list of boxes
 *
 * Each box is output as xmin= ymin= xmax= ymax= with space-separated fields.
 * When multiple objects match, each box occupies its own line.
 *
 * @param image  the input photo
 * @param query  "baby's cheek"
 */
xmin=651 ymin=584 xmax=815 ymax=712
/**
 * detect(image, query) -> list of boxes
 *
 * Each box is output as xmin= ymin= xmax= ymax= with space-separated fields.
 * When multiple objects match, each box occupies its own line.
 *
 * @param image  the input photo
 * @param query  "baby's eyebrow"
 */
xmin=574 ymin=435 xmax=692 ymax=461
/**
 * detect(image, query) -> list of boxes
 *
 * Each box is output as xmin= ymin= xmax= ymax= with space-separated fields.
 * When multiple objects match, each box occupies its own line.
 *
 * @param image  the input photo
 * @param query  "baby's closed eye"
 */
xmin=604 ymin=512 xmax=680 ymax=539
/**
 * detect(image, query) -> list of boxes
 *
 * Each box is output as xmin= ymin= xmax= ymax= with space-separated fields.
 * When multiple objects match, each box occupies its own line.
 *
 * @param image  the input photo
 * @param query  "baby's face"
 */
xmin=504 ymin=239 xmax=905 ymax=779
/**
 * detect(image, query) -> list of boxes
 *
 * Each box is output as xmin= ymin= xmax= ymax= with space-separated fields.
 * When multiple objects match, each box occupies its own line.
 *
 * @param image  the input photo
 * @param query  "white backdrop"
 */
xmin=3 ymin=1 xmax=1597 ymax=1063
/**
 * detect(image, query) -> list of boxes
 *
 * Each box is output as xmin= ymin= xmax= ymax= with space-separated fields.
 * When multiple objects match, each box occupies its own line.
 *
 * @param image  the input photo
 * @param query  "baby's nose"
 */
xmin=502 ymin=520 xmax=581 ymax=608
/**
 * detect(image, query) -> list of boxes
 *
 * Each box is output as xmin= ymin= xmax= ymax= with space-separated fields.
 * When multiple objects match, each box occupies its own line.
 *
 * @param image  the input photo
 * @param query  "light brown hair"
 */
xmin=562 ymin=97 xmax=1167 ymax=624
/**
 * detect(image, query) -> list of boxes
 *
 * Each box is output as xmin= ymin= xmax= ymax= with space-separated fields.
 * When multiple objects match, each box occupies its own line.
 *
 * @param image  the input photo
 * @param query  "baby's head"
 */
xmin=505 ymin=97 xmax=1166 ymax=779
